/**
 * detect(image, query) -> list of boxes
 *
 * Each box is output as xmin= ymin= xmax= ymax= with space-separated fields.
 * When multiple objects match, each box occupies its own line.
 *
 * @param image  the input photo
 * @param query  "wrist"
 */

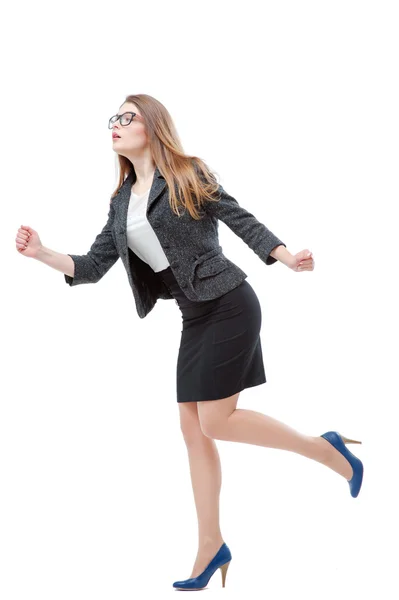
xmin=35 ymin=245 xmax=47 ymax=261
xmin=270 ymin=244 xmax=294 ymax=267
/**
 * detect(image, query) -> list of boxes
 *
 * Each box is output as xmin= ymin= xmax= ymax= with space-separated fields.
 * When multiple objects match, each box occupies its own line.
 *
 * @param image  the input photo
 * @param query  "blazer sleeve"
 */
xmin=64 ymin=202 xmax=120 ymax=286
xmin=205 ymin=184 xmax=286 ymax=265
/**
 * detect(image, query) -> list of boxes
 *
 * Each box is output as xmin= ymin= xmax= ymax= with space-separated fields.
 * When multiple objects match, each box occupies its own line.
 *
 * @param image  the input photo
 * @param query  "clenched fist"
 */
xmin=290 ymin=249 xmax=315 ymax=272
xmin=15 ymin=225 xmax=43 ymax=258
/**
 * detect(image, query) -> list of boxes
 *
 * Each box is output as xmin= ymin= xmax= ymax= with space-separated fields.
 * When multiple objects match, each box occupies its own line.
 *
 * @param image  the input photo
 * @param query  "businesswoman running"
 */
xmin=16 ymin=93 xmax=364 ymax=591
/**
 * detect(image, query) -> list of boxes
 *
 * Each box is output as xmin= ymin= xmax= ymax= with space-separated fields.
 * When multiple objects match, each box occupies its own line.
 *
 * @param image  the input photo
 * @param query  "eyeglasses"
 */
xmin=108 ymin=112 xmax=143 ymax=129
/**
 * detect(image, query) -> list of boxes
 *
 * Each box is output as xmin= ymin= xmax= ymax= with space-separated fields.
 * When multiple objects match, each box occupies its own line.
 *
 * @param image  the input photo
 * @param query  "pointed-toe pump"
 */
xmin=172 ymin=542 xmax=232 ymax=590
xmin=320 ymin=431 xmax=364 ymax=498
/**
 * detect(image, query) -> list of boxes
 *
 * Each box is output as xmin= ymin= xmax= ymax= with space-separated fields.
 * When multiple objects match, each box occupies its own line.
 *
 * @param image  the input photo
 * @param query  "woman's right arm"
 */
xmin=16 ymin=202 xmax=120 ymax=285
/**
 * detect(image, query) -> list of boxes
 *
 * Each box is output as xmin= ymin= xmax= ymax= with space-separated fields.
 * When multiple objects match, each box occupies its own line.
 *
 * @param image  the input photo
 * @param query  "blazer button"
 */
xmin=181 ymin=282 xmax=187 ymax=288
xmin=163 ymin=243 xmax=170 ymax=249
xmin=171 ymin=262 xmax=178 ymax=268
xmin=119 ymin=228 xmax=124 ymax=234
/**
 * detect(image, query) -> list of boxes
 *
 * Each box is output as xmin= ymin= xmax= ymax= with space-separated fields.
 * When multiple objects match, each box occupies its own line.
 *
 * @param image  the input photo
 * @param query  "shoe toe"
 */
xmin=173 ymin=579 xmax=194 ymax=588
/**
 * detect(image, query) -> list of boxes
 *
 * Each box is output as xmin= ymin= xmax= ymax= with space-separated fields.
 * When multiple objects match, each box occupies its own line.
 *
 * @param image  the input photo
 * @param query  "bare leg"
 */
xmin=178 ymin=402 xmax=226 ymax=579
xmin=198 ymin=394 xmax=354 ymax=480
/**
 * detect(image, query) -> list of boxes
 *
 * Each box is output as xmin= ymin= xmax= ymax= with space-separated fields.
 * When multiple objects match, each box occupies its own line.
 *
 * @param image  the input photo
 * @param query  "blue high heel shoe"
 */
xmin=173 ymin=542 xmax=232 ymax=590
xmin=320 ymin=431 xmax=364 ymax=498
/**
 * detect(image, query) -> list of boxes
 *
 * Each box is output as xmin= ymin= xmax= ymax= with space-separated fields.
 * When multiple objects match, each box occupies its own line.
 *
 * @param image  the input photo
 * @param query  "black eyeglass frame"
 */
xmin=108 ymin=112 xmax=143 ymax=129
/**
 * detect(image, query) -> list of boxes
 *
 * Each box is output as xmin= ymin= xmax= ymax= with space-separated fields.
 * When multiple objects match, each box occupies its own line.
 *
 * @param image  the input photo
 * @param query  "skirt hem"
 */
xmin=176 ymin=376 xmax=267 ymax=403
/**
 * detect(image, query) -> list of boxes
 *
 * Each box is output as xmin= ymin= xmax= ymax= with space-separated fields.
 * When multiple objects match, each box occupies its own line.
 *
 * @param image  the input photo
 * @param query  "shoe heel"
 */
xmin=341 ymin=435 xmax=362 ymax=444
xmin=220 ymin=560 xmax=231 ymax=587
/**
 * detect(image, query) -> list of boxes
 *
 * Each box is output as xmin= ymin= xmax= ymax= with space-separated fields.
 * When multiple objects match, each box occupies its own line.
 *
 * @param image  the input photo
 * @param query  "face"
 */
xmin=110 ymin=102 xmax=149 ymax=156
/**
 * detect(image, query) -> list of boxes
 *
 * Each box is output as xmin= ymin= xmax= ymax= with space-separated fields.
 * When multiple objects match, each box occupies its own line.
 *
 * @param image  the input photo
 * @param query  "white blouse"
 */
xmin=126 ymin=188 xmax=170 ymax=273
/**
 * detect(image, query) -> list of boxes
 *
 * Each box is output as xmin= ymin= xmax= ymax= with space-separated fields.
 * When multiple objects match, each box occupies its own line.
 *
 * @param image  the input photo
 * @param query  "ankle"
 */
xmin=315 ymin=436 xmax=353 ymax=479
xmin=198 ymin=535 xmax=224 ymax=548
xmin=314 ymin=436 xmax=336 ymax=464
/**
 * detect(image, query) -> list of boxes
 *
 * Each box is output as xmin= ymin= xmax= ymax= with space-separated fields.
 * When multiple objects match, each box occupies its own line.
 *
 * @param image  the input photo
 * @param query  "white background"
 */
xmin=2 ymin=0 xmax=398 ymax=598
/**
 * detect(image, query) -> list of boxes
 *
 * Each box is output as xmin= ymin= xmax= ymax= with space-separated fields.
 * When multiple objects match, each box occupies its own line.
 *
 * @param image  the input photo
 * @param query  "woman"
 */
xmin=15 ymin=94 xmax=364 ymax=591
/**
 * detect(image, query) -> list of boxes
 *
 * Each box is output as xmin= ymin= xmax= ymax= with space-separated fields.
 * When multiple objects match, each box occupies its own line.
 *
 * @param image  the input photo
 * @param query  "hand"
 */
xmin=15 ymin=225 xmax=43 ymax=258
xmin=290 ymin=249 xmax=315 ymax=272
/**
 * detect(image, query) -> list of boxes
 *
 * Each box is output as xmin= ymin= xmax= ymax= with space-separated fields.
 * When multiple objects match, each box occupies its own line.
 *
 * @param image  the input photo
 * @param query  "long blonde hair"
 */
xmin=111 ymin=94 xmax=221 ymax=220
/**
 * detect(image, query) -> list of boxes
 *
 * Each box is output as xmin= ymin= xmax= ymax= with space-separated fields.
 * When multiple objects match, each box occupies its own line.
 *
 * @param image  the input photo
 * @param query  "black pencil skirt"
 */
xmin=157 ymin=266 xmax=267 ymax=403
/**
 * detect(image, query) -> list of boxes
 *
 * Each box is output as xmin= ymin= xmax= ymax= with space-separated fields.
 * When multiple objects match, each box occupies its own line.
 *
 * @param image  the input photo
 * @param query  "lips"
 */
xmin=112 ymin=134 xmax=121 ymax=139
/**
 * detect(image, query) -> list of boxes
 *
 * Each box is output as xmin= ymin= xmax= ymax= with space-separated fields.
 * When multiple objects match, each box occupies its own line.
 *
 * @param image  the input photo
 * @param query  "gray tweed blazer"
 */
xmin=64 ymin=166 xmax=286 ymax=318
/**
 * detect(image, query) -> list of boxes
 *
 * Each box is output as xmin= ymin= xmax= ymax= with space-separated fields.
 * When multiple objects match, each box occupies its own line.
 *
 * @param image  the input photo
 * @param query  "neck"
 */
xmin=130 ymin=158 xmax=156 ymax=186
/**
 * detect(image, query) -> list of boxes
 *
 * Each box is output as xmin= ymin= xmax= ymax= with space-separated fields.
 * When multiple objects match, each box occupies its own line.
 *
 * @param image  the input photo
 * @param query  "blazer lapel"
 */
xmin=114 ymin=165 xmax=168 ymax=258
xmin=117 ymin=165 xmax=167 ymax=220
xmin=147 ymin=166 xmax=167 ymax=214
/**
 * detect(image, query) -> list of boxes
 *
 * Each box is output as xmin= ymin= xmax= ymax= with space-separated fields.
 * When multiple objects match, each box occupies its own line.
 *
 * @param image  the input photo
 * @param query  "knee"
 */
xmin=180 ymin=422 xmax=207 ymax=446
xmin=179 ymin=407 xmax=207 ymax=446
xmin=198 ymin=415 xmax=225 ymax=440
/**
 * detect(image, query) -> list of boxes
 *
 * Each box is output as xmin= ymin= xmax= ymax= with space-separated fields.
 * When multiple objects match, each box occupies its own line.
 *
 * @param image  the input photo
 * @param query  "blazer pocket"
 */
xmin=196 ymin=257 xmax=228 ymax=279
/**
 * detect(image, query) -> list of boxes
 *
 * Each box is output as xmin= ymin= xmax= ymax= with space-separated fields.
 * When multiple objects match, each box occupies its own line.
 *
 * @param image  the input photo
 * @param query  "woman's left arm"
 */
xmin=206 ymin=184 xmax=314 ymax=272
